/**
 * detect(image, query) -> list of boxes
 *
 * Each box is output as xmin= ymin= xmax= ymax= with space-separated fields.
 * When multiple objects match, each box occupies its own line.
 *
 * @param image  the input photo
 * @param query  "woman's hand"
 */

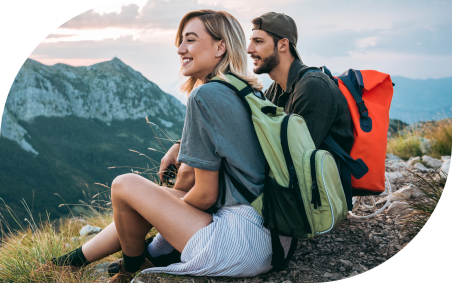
xmin=159 ymin=143 xmax=182 ymax=183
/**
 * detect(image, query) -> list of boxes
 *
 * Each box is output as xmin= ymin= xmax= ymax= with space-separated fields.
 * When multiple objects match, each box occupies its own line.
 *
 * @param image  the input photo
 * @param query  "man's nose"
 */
xmin=247 ymin=42 xmax=254 ymax=54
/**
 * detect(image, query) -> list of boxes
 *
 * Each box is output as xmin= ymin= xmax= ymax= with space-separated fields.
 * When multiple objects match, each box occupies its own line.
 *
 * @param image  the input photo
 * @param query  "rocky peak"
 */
xmin=1 ymin=58 xmax=186 ymax=153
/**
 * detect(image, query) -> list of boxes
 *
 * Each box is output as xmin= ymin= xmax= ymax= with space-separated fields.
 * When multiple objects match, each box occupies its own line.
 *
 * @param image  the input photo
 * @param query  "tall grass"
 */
xmin=424 ymin=118 xmax=452 ymax=157
xmin=0 ymin=119 xmax=172 ymax=282
xmin=387 ymin=131 xmax=423 ymax=160
xmin=402 ymin=170 xmax=446 ymax=237
xmin=387 ymin=118 xmax=452 ymax=159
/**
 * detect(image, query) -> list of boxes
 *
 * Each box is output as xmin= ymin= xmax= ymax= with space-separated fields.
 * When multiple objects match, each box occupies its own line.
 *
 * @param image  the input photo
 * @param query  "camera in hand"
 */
xmin=162 ymin=164 xmax=178 ymax=187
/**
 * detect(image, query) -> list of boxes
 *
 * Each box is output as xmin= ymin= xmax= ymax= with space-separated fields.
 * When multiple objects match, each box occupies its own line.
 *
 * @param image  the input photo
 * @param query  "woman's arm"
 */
xmin=182 ymin=168 xmax=219 ymax=211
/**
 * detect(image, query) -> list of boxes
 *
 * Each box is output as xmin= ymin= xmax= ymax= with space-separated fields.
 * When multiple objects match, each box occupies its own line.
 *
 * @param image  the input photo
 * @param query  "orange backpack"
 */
xmin=304 ymin=67 xmax=394 ymax=208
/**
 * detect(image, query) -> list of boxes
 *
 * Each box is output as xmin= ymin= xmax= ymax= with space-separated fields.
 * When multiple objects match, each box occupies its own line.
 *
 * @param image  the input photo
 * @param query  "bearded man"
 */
xmin=247 ymin=12 xmax=354 ymax=153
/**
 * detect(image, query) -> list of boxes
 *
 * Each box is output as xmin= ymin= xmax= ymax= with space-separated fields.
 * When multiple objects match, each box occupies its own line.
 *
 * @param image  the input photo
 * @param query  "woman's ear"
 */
xmin=215 ymin=39 xmax=226 ymax=57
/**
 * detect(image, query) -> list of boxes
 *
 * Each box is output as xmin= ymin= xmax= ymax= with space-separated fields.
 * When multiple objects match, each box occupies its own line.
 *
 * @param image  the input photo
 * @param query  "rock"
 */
xmin=339 ymin=266 xmax=346 ymax=272
xmin=386 ymin=153 xmax=401 ymax=161
xmin=387 ymin=201 xmax=412 ymax=216
xmin=353 ymin=264 xmax=369 ymax=272
xmin=70 ymin=237 xmax=79 ymax=242
xmin=338 ymin=259 xmax=352 ymax=267
xmin=387 ymin=172 xmax=403 ymax=181
xmin=79 ymin=225 xmax=102 ymax=237
xmin=440 ymin=160 xmax=450 ymax=178
xmin=65 ymin=243 xmax=71 ymax=249
xmin=348 ymin=271 xmax=359 ymax=278
xmin=288 ymin=261 xmax=299 ymax=269
xmin=399 ymin=183 xmax=425 ymax=198
xmin=323 ymin=272 xmax=344 ymax=280
xmin=333 ymin=238 xmax=344 ymax=242
xmin=414 ymin=162 xmax=431 ymax=172
xmin=407 ymin=156 xmax=421 ymax=166
xmin=422 ymin=155 xmax=442 ymax=168
xmin=387 ymin=161 xmax=407 ymax=171
xmin=418 ymin=138 xmax=437 ymax=155
xmin=441 ymin=156 xmax=451 ymax=162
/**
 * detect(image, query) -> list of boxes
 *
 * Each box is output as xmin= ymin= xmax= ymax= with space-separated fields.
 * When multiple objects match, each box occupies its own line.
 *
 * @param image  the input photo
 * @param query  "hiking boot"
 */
xmin=110 ymin=258 xmax=154 ymax=283
xmin=108 ymin=249 xmax=181 ymax=277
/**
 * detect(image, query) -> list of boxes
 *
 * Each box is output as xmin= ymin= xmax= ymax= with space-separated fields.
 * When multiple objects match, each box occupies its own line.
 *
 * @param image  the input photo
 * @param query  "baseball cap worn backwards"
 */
xmin=253 ymin=12 xmax=301 ymax=61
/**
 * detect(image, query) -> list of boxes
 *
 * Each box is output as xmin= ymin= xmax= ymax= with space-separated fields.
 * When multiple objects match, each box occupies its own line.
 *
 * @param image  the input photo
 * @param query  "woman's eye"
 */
xmin=187 ymin=38 xmax=195 ymax=42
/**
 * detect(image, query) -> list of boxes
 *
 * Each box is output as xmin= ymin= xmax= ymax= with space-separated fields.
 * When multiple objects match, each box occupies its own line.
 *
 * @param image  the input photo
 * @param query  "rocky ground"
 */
xmin=87 ymin=154 xmax=449 ymax=283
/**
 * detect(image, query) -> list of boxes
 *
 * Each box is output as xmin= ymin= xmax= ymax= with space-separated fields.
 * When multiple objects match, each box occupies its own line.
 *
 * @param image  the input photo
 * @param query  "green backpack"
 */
xmin=207 ymin=73 xmax=348 ymax=270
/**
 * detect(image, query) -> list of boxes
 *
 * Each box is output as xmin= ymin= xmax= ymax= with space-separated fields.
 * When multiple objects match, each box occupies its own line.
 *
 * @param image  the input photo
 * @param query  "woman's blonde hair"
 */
xmin=176 ymin=10 xmax=263 ymax=94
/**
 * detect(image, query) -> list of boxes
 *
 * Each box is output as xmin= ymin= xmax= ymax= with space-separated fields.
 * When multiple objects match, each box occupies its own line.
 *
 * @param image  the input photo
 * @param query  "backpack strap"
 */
xmin=337 ymin=69 xmax=372 ymax=133
xmin=322 ymin=135 xmax=369 ymax=210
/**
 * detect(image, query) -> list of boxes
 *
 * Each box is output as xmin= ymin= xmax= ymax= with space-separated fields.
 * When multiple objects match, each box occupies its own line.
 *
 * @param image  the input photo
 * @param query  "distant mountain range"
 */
xmin=0 ymin=58 xmax=186 ymax=228
xmin=259 ymin=73 xmax=452 ymax=123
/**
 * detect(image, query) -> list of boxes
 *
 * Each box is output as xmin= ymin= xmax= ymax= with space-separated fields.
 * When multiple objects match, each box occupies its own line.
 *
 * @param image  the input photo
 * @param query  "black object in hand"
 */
xmin=162 ymin=164 xmax=178 ymax=186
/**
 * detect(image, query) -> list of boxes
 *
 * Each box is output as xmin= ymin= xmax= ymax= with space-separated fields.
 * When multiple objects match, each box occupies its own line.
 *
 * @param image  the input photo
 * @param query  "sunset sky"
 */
xmin=25 ymin=0 xmax=452 ymax=102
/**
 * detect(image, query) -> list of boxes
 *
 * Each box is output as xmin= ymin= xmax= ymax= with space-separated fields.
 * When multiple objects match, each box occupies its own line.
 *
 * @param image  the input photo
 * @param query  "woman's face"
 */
xmin=178 ymin=17 xmax=224 ymax=80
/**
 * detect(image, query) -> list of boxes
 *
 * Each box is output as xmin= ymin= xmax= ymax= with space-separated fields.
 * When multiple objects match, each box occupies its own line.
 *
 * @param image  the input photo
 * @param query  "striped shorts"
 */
xmin=135 ymin=205 xmax=292 ymax=278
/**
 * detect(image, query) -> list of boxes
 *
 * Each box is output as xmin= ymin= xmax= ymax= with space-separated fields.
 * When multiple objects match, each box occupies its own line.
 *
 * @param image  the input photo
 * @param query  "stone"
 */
xmin=348 ymin=271 xmax=359 ymax=278
xmin=387 ymin=172 xmax=403 ymax=181
xmin=333 ymin=238 xmax=344 ymax=242
xmin=441 ymin=156 xmax=451 ymax=162
xmin=414 ymin=162 xmax=431 ymax=172
xmin=323 ymin=272 xmax=344 ymax=280
xmin=419 ymin=138 xmax=437 ymax=155
xmin=338 ymin=259 xmax=352 ymax=267
xmin=400 ymin=183 xmax=425 ymax=198
xmin=70 ymin=237 xmax=79 ymax=242
xmin=386 ymin=153 xmax=401 ymax=161
xmin=65 ymin=243 xmax=71 ymax=249
xmin=339 ymin=267 xmax=346 ymax=272
xmin=407 ymin=156 xmax=421 ymax=166
xmin=353 ymin=264 xmax=369 ymax=272
xmin=288 ymin=261 xmax=299 ymax=269
xmin=79 ymin=225 xmax=102 ymax=237
xmin=387 ymin=201 xmax=412 ymax=216
xmin=422 ymin=155 xmax=442 ymax=168
xmin=388 ymin=161 xmax=407 ymax=171
xmin=440 ymin=160 xmax=450 ymax=178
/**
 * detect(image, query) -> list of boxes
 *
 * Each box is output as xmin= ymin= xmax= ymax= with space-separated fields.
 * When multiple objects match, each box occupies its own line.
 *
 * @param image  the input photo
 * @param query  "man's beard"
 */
xmin=253 ymin=48 xmax=280 ymax=74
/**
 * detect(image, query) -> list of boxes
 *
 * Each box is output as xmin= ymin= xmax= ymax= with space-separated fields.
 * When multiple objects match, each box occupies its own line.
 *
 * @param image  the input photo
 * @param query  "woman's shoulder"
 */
xmin=188 ymin=81 xmax=237 ymax=104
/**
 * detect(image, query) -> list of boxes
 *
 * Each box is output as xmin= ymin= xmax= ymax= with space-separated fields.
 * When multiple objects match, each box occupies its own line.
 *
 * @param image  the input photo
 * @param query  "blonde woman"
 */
xmin=37 ymin=10 xmax=293 ymax=282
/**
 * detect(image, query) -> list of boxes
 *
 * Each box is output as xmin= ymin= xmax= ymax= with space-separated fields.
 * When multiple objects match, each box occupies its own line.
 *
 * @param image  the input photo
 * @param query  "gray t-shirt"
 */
xmin=177 ymin=82 xmax=266 ymax=208
xmin=177 ymin=81 xmax=293 ymax=257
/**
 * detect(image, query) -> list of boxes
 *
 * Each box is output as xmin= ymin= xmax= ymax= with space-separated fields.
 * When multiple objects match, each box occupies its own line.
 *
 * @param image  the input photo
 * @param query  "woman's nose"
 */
xmin=178 ymin=42 xmax=187 ymax=55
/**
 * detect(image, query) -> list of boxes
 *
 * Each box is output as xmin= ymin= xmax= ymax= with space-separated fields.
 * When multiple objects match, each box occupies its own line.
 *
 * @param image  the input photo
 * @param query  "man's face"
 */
xmin=247 ymin=30 xmax=280 ymax=74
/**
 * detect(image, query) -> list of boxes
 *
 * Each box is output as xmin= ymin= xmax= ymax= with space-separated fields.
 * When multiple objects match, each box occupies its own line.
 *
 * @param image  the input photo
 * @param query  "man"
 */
xmin=247 ymin=12 xmax=354 ymax=154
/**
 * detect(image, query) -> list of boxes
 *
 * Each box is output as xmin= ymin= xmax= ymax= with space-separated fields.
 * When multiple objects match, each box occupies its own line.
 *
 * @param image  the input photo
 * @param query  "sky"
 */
xmin=25 ymin=0 xmax=452 ymax=103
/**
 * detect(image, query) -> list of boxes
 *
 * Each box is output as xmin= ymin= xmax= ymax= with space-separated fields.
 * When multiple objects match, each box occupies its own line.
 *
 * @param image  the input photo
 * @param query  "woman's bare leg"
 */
xmin=81 ymin=185 xmax=189 ymax=262
xmin=111 ymin=173 xmax=212 ymax=257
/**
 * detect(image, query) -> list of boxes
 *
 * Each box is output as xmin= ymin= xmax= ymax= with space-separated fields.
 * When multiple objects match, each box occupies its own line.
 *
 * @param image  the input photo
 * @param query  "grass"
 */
xmin=401 ymin=170 xmax=446 ymax=238
xmin=387 ymin=118 xmax=452 ymax=159
xmin=0 ymin=119 xmax=172 ymax=283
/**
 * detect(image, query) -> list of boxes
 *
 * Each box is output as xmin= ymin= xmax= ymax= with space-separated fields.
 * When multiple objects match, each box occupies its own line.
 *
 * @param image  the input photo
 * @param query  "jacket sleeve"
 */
xmin=291 ymin=76 xmax=337 ymax=148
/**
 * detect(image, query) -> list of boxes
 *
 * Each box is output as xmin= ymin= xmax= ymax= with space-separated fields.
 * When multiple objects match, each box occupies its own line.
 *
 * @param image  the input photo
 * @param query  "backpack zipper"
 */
xmin=281 ymin=114 xmax=312 ymax=234
xmin=310 ymin=149 xmax=322 ymax=209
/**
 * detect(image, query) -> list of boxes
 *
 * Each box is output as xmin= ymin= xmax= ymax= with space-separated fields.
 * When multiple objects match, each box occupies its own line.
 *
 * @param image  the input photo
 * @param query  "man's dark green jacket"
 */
xmin=264 ymin=59 xmax=354 ymax=153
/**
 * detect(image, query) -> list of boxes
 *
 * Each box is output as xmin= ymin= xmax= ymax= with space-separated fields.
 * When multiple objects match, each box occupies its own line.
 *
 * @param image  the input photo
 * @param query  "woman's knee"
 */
xmin=111 ymin=173 xmax=140 ymax=199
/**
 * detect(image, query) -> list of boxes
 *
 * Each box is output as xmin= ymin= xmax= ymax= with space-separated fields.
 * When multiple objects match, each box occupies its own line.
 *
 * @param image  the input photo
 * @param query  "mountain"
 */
xmin=389 ymin=76 xmax=452 ymax=123
xmin=259 ymin=73 xmax=452 ymax=123
xmin=0 ymin=58 xmax=186 ymax=229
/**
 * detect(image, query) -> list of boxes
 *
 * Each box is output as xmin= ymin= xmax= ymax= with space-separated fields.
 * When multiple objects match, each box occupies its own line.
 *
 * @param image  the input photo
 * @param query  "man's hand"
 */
xmin=159 ymin=143 xmax=181 ymax=183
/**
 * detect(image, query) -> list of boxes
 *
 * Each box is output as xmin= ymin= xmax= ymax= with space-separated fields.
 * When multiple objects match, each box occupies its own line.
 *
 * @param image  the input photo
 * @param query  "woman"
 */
xmin=38 ymin=10 xmax=293 ymax=282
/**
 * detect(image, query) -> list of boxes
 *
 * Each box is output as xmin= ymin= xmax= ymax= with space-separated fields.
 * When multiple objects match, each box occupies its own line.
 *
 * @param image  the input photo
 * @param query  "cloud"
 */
xmin=46 ymin=34 xmax=79 ymax=39
xmin=61 ymin=0 xmax=228 ymax=30
xmin=356 ymin=37 xmax=378 ymax=48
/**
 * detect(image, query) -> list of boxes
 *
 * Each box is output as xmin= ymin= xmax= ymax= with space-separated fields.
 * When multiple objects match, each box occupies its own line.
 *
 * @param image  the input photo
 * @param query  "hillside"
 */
xmin=0 ymin=58 xmax=185 ymax=229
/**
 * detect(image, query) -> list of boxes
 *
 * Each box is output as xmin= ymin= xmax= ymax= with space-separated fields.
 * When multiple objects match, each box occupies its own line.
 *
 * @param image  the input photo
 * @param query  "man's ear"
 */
xmin=278 ymin=38 xmax=290 ymax=53
xmin=215 ymin=39 xmax=226 ymax=57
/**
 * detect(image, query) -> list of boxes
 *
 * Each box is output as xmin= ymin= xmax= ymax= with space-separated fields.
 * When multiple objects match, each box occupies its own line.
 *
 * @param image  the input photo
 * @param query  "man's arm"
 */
xmin=291 ymin=76 xmax=337 ymax=148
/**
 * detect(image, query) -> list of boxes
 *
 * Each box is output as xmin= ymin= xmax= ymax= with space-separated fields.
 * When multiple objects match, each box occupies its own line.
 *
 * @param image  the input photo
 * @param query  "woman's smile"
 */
xmin=182 ymin=57 xmax=193 ymax=67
